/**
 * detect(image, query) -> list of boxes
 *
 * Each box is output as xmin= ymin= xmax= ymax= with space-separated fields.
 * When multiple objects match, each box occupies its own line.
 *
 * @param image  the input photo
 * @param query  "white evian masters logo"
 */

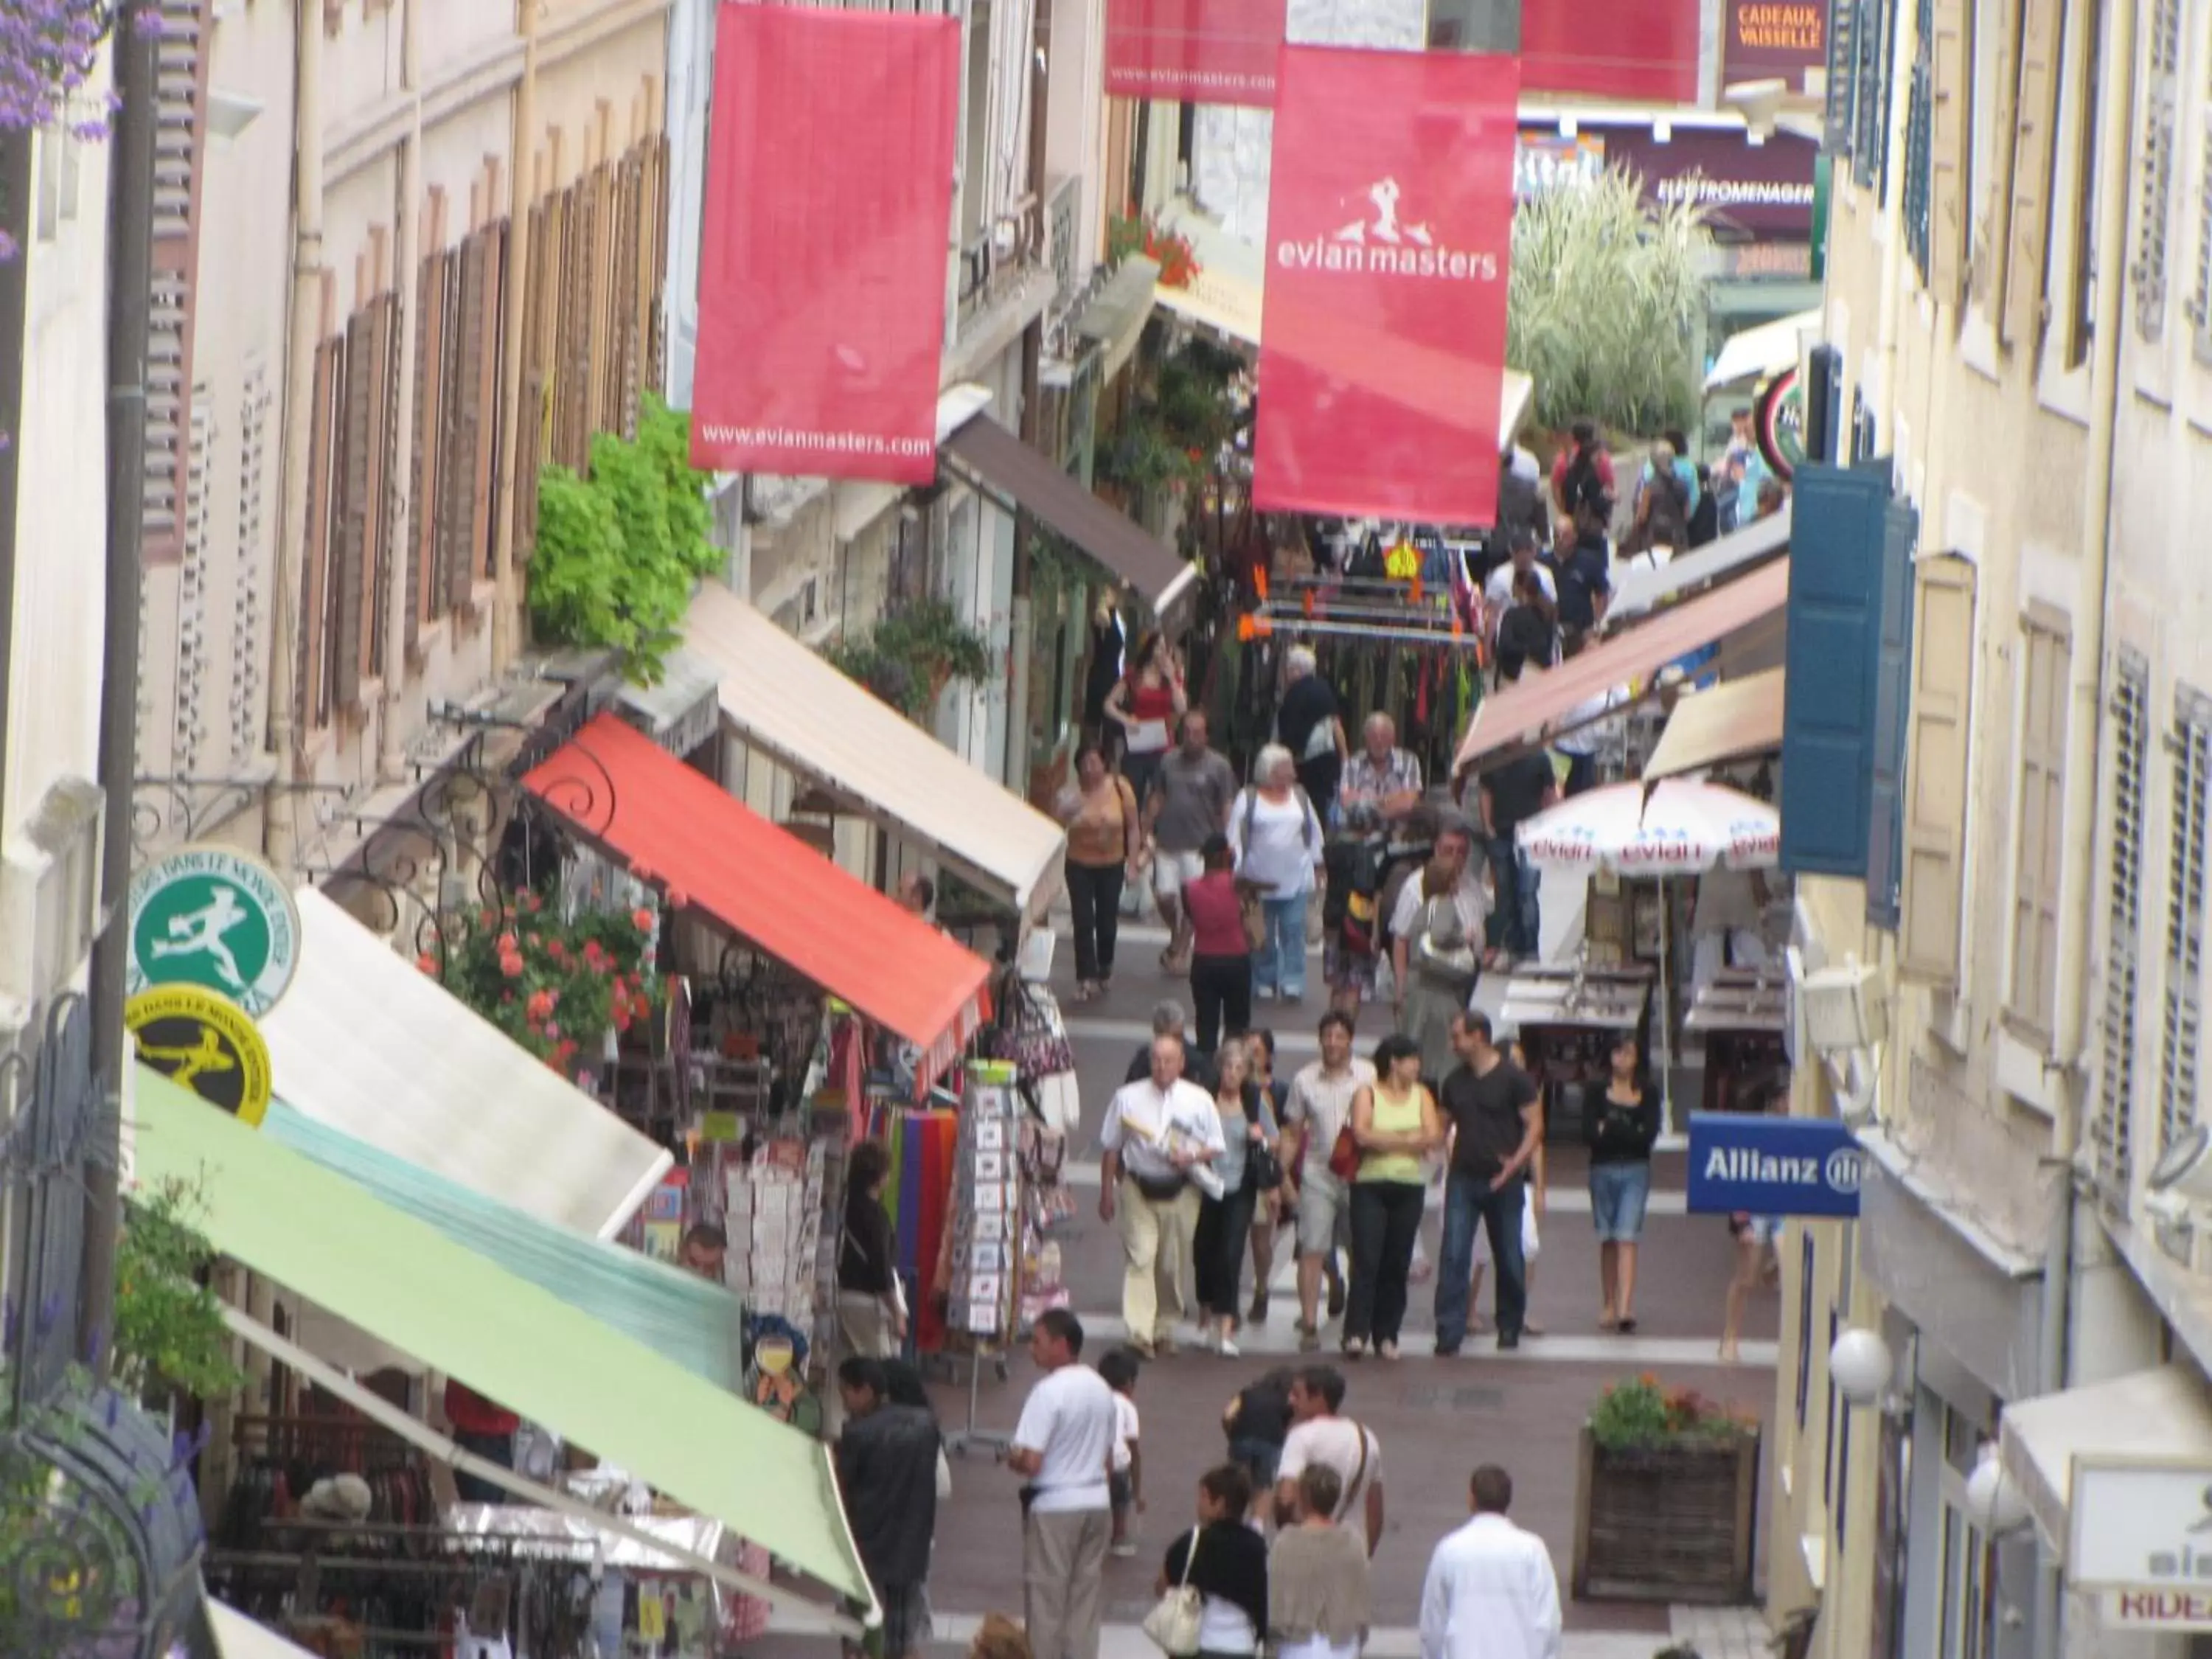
xmin=1276 ymin=178 xmax=1502 ymax=282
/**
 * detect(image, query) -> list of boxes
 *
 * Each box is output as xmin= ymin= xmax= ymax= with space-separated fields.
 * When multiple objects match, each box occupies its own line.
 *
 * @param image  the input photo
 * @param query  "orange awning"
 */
xmin=524 ymin=714 xmax=992 ymax=1089
xmin=1454 ymin=558 xmax=1790 ymax=776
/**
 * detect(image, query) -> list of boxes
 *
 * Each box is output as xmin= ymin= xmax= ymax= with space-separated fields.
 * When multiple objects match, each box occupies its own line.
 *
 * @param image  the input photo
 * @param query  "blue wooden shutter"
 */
xmin=1826 ymin=0 xmax=1861 ymax=156
xmin=1865 ymin=501 xmax=1921 ymax=928
xmin=1779 ymin=465 xmax=1891 ymax=876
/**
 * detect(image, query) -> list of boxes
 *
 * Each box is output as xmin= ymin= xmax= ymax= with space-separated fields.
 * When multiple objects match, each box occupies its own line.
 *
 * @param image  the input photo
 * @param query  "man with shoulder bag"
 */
xmin=1101 ymin=1033 xmax=1228 ymax=1359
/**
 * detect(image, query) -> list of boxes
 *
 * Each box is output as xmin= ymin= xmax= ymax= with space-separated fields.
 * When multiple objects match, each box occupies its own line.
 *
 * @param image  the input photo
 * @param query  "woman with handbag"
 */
xmin=1151 ymin=1465 xmax=1269 ymax=1659
xmin=1228 ymin=745 xmax=1327 ymax=1004
xmin=1389 ymin=827 xmax=1492 ymax=1082
xmin=1192 ymin=1042 xmax=1280 ymax=1357
xmin=1180 ymin=834 xmax=1254 ymax=1060
xmin=1105 ymin=629 xmax=1186 ymax=808
xmin=1054 ymin=742 xmax=1144 ymax=1001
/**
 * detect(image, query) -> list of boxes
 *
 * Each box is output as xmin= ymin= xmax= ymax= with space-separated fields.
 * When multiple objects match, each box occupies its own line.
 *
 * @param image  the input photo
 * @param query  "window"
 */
xmin=2007 ymin=611 xmax=2072 ymax=1040
xmin=1902 ymin=557 xmax=1978 ymax=982
xmin=1854 ymin=0 xmax=1902 ymax=195
xmin=2096 ymin=651 xmax=2152 ymax=1214
xmin=2003 ymin=0 xmax=2063 ymax=341
xmin=2191 ymin=11 xmax=2212 ymax=359
xmin=1905 ymin=0 xmax=1936 ymax=278
xmin=2057 ymin=0 xmax=2106 ymax=368
xmin=2135 ymin=0 xmax=2183 ymax=339
xmin=2159 ymin=692 xmax=2212 ymax=1157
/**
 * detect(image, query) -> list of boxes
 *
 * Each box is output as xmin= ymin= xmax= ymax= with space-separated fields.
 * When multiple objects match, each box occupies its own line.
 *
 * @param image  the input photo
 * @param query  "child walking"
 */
xmin=1100 ymin=1346 xmax=1144 ymax=1557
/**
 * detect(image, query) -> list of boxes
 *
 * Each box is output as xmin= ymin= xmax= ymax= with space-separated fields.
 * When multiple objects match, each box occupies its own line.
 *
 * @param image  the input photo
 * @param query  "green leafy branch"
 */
xmin=824 ymin=599 xmax=994 ymax=723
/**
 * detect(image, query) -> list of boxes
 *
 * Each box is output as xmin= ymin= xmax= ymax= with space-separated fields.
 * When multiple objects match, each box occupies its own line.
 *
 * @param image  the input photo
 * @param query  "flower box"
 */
xmin=1571 ymin=1425 xmax=1760 ymax=1604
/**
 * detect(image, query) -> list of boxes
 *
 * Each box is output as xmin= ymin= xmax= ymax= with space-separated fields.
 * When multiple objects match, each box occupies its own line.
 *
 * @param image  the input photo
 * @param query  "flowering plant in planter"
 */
xmin=426 ymin=890 xmax=658 ymax=1072
xmin=1587 ymin=1372 xmax=1758 ymax=1452
xmin=1106 ymin=211 xmax=1201 ymax=289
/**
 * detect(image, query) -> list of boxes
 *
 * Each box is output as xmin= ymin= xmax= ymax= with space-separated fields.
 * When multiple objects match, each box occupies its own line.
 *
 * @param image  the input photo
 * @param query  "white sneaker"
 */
xmin=1219 ymin=1336 xmax=1242 ymax=1357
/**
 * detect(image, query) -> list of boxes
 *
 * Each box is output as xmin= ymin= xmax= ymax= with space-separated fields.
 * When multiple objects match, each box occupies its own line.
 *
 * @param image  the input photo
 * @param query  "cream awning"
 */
xmin=1646 ymin=669 xmax=1787 ymax=779
xmin=1999 ymin=1365 xmax=2212 ymax=1561
xmin=1705 ymin=308 xmax=1820 ymax=390
xmin=212 ymin=1604 xmax=322 ymax=1659
xmin=681 ymin=581 xmax=1068 ymax=908
xmin=259 ymin=888 xmax=672 ymax=1239
xmin=1607 ymin=504 xmax=1792 ymax=625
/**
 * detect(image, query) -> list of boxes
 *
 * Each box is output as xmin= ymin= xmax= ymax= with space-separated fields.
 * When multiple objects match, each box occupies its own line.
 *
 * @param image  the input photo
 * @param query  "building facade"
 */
xmin=1771 ymin=1 xmax=2212 ymax=1656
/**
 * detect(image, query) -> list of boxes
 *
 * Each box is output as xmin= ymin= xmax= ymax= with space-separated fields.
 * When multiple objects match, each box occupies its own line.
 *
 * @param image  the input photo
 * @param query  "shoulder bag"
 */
xmin=1328 ymin=1119 xmax=1362 ymax=1182
xmin=1336 ymin=1422 xmax=1371 ymax=1522
xmin=1141 ymin=1528 xmax=1205 ymax=1657
xmin=1411 ymin=893 xmax=1478 ymax=992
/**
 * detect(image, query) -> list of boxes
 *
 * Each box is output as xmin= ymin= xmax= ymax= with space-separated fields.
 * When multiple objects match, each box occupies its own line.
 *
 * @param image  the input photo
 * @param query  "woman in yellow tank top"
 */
xmin=1343 ymin=1034 xmax=1442 ymax=1360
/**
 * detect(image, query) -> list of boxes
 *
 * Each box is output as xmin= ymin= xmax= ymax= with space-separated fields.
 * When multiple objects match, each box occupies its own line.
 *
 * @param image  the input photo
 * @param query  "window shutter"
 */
xmin=1904 ymin=0 xmax=1935 ymax=279
xmin=2010 ymin=616 xmax=2071 ymax=1041
xmin=1927 ymin=0 xmax=1967 ymax=302
xmin=470 ymin=224 xmax=508 ymax=590
xmin=332 ymin=307 xmax=376 ymax=714
xmin=2135 ymin=0 xmax=2183 ymax=340
xmin=1899 ymin=557 xmax=1977 ymax=981
xmin=2158 ymin=691 xmax=2212 ymax=1158
xmin=2096 ymin=652 xmax=2152 ymax=1216
xmin=2003 ymin=0 xmax=2062 ymax=346
xmin=1778 ymin=465 xmax=1892 ymax=877
xmin=143 ymin=0 xmax=215 ymax=565
xmin=444 ymin=234 xmax=490 ymax=611
xmin=299 ymin=333 xmax=344 ymax=732
xmin=407 ymin=247 xmax=448 ymax=655
xmin=1852 ymin=0 xmax=1888 ymax=189
xmin=2191 ymin=111 xmax=2212 ymax=359
xmin=1966 ymin=0 xmax=2020 ymax=310
xmin=1865 ymin=501 xmax=1921 ymax=930
xmin=1826 ymin=0 xmax=1862 ymax=156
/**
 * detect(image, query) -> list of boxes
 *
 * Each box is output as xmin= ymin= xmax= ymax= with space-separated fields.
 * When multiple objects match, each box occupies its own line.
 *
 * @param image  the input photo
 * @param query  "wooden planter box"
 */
xmin=1571 ymin=1427 xmax=1760 ymax=1604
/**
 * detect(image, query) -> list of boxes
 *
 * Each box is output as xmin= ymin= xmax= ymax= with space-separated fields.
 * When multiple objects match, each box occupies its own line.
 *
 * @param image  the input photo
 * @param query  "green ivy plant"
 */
xmin=111 ymin=1177 xmax=246 ymax=1407
xmin=824 ymin=599 xmax=994 ymax=723
xmin=527 ymin=395 xmax=721 ymax=684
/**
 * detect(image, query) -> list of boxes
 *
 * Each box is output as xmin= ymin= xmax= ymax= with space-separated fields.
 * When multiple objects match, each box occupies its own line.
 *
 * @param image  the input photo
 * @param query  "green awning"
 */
xmin=261 ymin=1102 xmax=743 ymax=1391
xmin=133 ymin=1068 xmax=871 ymax=1607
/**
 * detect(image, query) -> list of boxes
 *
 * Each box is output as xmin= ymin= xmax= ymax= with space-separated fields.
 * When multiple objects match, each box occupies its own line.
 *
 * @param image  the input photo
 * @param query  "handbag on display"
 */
xmin=1141 ymin=1529 xmax=1205 ymax=1658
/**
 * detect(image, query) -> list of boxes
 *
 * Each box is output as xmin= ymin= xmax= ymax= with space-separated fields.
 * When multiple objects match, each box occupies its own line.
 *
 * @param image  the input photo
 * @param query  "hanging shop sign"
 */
xmin=126 ymin=985 xmax=273 ymax=1127
xmin=2069 ymin=1461 xmax=2212 ymax=1593
xmin=690 ymin=4 xmax=960 ymax=484
xmin=1722 ymin=0 xmax=1826 ymax=90
xmin=1104 ymin=0 xmax=1285 ymax=107
xmin=126 ymin=846 xmax=301 ymax=1016
xmin=1514 ymin=133 xmax=1607 ymax=199
xmin=2107 ymin=1591 xmax=2212 ymax=1632
xmin=1599 ymin=125 xmax=1820 ymax=239
xmin=1520 ymin=0 xmax=1699 ymax=103
xmin=1685 ymin=1112 xmax=1863 ymax=1218
xmin=1757 ymin=364 xmax=1806 ymax=480
xmin=1253 ymin=46 xmax=1518 ymax=524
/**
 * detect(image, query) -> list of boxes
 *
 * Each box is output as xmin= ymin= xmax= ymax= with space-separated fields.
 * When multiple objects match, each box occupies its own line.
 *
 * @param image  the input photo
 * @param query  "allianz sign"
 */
xmin=1685 ymin=1113 xmax=1864 ymax=1220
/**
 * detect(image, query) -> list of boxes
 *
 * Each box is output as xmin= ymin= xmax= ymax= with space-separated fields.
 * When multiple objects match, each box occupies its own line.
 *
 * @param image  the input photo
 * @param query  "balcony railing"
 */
xmin=956 ymin=193 xmax=1046 ymax=339
xmin=1046 ymin=174 xmax=1079 ymax=312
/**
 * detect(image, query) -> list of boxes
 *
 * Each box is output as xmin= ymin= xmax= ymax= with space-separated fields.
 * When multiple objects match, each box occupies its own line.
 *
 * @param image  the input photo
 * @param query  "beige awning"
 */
xmin=1999 ymin=1366 xmax=2212 ymax=1562
xmin=212 ymin=1604 xmax=323 ymax=1659
xmin=1607 ymin=504 xmax=1793 ymax=625
xmin=1646 ymin=669 xmax=1787 ymax=779
xmin=681 ymin=581 xmax=1069 ymax=909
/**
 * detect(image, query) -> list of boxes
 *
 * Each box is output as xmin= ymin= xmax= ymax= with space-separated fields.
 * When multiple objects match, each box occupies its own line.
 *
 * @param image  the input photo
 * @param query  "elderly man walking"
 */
xmin=1100 ymin=1032 xmax=1225 ymax=1357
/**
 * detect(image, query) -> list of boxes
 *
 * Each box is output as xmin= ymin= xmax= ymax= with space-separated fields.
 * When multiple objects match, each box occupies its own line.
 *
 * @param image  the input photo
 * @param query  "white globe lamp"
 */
xmin=1829 ymin=1326 xmax=1893 ymax=1406
xmin=1964 ymin=1447 xmax=2031 ymax=1534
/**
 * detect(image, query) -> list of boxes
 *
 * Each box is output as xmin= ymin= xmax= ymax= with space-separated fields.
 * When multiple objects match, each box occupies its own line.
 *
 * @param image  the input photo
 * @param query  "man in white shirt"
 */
xmin=1008 ymin=1310 xmax=1119 ymax=1659
xmin=1419 ymin=1465 xmax=1562 ymax=1659
xmin=1482 ymin=530 xmax=1558 ymax=639
xmin=1272 ymin=1366 xmax=1385 ymax=1554
xmin=1099 ymin=1034 xmax=1225 ymax=1357
xmin=1284 ymin=1012 xmax=1377 ymax=1348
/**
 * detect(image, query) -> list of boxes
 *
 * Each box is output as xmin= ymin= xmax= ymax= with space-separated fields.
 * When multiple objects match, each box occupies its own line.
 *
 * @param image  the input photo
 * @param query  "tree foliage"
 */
xmin=1508 ymin=168 xmax=1714 ymax=440
xmin=824 ymin=599 xmax=994 ymax=724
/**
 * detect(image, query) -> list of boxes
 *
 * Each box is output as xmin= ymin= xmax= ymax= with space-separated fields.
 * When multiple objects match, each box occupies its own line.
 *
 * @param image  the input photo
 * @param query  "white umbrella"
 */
xmin=1514 ymin=778 xmax=1780 ymax=874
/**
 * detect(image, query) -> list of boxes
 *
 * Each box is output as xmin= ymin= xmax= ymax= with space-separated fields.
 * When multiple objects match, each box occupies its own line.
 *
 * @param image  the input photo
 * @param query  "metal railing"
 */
xmin=955 ymin=193 xmax=1045 ymax=338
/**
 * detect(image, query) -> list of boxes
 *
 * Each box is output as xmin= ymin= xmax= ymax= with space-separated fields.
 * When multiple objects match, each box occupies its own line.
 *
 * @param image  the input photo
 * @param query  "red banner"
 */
xmin=1252 ymin=47 xmax=1519 ymax=524
xmin=1105 ymin=0 xmax=1287 ymax=107
xmin=691 ymin=4 xmax=959 ymax=483
xmin=1520 ymin=0 xmax=1700 ymax=103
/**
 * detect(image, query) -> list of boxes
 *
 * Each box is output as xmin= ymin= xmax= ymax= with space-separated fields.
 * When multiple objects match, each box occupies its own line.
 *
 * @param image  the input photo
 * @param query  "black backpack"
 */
xmin=1645 ymin=467 xmax=1691 ymax=549
xmin=1560 ymin=443 xmax=1610 ymax=519
xmin=1687 ymin=467 xmax=1719 ymax=547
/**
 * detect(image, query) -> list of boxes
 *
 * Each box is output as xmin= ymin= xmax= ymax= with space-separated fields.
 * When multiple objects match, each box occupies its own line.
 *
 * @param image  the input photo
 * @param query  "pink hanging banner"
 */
xmin=1105 ymin=0 xmax=1287 ymax=108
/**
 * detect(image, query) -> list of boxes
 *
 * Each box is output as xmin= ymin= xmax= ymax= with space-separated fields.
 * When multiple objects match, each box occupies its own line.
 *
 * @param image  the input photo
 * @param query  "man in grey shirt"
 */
xmin=1143 ymin=710 xmax=1238 ymax=972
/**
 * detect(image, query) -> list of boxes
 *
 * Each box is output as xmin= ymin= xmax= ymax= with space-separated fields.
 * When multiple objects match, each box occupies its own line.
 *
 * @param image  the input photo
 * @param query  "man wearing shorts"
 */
xmin=1283 ymin=1011 xmax=1374 ymax=1350
xmin=1144 ymin=711 xmax=1237 ymax=973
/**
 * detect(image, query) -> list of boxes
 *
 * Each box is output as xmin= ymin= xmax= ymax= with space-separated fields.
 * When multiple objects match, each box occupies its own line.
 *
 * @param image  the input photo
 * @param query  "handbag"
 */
xmin=1239 ymin=890 xmax=1268 ymax=950
xmin=1328 ymin=1122 xmax=1361 ymax=1182
xmin=1247 ymin=1141 xmax=1284 ymax=1192
xmin=1141 ymin=1528 xmax=1204 ymax=1657
xmin=1411 ymin=894 xmax=1479 ymax=991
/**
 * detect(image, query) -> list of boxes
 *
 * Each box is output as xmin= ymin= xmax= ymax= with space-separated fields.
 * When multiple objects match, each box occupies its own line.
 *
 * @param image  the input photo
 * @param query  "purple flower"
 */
xmin=0 ymin=0 xmax=119 ymax=136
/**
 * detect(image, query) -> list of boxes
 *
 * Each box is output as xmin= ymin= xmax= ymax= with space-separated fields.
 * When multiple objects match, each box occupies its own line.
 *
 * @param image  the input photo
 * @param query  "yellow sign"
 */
xmin=126 ymin=985 xmax=272 ymax=1127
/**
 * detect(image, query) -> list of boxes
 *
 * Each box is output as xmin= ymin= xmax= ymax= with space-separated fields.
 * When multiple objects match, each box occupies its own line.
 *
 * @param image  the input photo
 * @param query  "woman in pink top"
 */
xmin=1183 ymin=833 xmax=1253 ymax=1060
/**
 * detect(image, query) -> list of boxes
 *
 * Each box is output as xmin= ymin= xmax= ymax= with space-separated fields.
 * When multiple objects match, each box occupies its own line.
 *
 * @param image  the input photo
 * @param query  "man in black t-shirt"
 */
xmin=1433 ymin=1011 xmax=1542 ymax=1354
xmin=1478 ymin=751 xmax=1558 ymax=959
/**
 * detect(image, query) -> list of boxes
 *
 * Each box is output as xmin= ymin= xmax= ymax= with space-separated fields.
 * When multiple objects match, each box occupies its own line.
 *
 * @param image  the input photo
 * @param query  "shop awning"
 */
xmin=1999 ymin=1366 xmax=2212 ymax=1559
xmin=262 ymin=1102 xmax=743 ymax=1389
xmin=1073 ymin=254 xmax=1161 ymax=380
xmin=1646 ymin=669 xmax=1787 ymax=779
xmin=1455 ymin=557 xmax=1790 ymax=775
xmin=942 ymin=413 xmax=1198 ymax=623
xmin=1705 ymin=308 xmax=1820 ymax=390
xmin=131 ymin=1068 xmax=875 ymax=1613
xmin=212 ymin=1604 xmax=321 ymax=1659
xmin=258 ymin=888 xmax=672 ymax=1240
xmin=1607 ymin=504 xmax=1793 ymax=624
xmin=524 ymin=714 xmax=992 ymax=1085
xmin=682 ymin=582 xmax=1066 ymax=911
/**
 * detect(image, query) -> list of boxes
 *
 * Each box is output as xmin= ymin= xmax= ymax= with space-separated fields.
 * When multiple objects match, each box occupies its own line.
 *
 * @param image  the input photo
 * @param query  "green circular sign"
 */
xmin=126 ymin=846 xmax=302 ymax=1017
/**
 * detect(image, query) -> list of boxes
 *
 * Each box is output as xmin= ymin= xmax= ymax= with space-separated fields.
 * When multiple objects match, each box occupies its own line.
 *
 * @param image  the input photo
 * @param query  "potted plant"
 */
xmin=429 ymin=891 xmax=658 ymax=1074
xmin=1572 ymin=1373 xmax=1761 ymax=1604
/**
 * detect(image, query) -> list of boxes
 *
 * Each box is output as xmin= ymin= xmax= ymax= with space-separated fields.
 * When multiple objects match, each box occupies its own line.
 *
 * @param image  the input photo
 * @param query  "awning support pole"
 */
xmin=220 ymin=1306 xmax=872 ymax=1638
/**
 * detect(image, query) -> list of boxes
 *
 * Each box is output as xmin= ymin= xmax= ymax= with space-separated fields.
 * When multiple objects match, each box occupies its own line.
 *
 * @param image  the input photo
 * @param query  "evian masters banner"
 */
xmin=1105 ymin=0 xmax=1287 ymax=106
xmin=1253 ymin=47 xmax=1520 ymax=523
xmin=691 ymin=4 xmax=959 ymax=482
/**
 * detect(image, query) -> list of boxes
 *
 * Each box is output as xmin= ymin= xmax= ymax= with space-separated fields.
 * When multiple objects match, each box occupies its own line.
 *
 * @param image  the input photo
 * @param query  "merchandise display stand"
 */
xmin=939 ymin=1060 xmax=1023 ymax=1459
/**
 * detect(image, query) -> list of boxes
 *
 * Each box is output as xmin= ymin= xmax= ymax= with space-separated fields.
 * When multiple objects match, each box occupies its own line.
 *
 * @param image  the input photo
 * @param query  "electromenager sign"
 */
xmin=1685 ymin=1112 xmax=1863 ymax=1219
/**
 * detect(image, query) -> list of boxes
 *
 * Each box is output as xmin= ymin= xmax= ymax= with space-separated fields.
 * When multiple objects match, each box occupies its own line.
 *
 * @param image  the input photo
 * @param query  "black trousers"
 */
xmin=1345 ymin=1180 xmax=1425 ymax=1346
xmin=1065 ymin=860 xmax=1124 ymax=983
xmin=1190 ymin=952 xmax=1253 ymax=1054
xmin=1194 ymin=1179 xmax=1260 ymax=1318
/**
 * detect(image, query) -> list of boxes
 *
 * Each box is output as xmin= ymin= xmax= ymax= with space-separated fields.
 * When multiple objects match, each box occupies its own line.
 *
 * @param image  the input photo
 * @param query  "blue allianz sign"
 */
xmin=1686 ymin=1112 xmax=1864 ymax=1219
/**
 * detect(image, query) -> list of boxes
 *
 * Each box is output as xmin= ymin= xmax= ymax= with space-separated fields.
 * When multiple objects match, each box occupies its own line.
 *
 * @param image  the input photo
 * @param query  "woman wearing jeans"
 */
xmin=1181 ymin=834 xmax=1253 ymax=1057
xmin=1342 ymin=1034 xmax=1442 ymax=1360
xmin=1054 ymin=742 xmax=1141 ymax=1001
xmin=1193 ymin=1041 xmax=1278 ymax=1356
xmin=1228 ymin=745 xmax=1325 ymax=1004
xmin=1585 ymin=1031 xmax=1662 ymax=1332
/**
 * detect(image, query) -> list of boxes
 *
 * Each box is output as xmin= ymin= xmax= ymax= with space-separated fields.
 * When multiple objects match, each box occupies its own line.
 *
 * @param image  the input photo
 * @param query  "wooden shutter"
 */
xmin=2095 ymin=653 xmax=2152 ymax=1214
xmin=331 ymin=306 xmax=376 ymax=713
xmin=2003 ymin=0 xmax=2062 ymax=345
xmin=443 ymin=234 xmax=490 ymax=611
xmin=1968 ymin=0 xmax=2023 ymax=309
xmin=2134 ymin=0 xmax=2183 ymax=340
xmin=1865 ymin=501 xmax=1921 ymax=930
xmin=299 ymin=332 xmax=344 ymax=732
xmin=1904 ymin=0 xmax=1935 ymax=279
xmin=408 ymin=244 xmax=449 ymax=654
xmin=1928 ymin=0 xmax=1968 ymax=302
xmin=1826 ymin=0 xmax=1862 ymax=156
xmin=472 ymin=223 xmax=508 ymax=590
xmin=143 ymin=0 xmax=215 ymax=565
xmin=2011 ymin=611 xmax=2071 ymax=1042
xmin=1899 ymin=557 xmax=1978 ymax=982
xmin=2157 ymin=691 xmax=2212 ymax=1156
